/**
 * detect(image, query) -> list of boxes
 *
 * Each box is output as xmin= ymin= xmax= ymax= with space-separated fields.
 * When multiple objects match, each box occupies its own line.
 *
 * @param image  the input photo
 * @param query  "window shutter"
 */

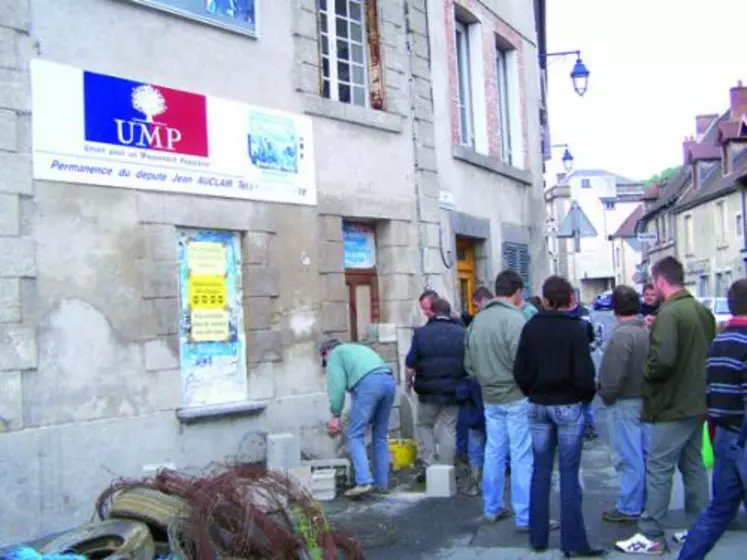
xmin=502 ymin=242 xmax=531 ymax=298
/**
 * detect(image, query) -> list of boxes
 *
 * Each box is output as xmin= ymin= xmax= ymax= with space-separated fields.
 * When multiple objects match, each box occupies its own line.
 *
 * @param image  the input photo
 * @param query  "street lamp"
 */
xmin=541 ymin=50 xmax=591 ymax=97
xmin=552 ymin=143 xmax=574 ymax=173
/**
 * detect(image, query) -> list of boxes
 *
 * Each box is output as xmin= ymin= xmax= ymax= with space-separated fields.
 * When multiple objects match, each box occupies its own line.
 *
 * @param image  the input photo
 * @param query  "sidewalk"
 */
xmin=326 ymin=420 xmax=747 ymax=559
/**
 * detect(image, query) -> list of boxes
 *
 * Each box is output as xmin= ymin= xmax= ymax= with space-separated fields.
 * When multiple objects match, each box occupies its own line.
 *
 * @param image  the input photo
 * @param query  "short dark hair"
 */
xmin=643 ymin=283 xmax=655 ymax=292
xmin=612 ymin=285 xmax=641 ymax=316
xmin=727 ymin=279 xmax=747 ymax=315
xmin=472 ymin=286 xmax=493 ymax=301
xmin=430 ymin=297 xmax=452 ymax=316
xmin=419 ymin=289 xmax=438 ymax=303
xmin=651 ymin=256 xmax=684 ymax=287
xmin=542 ymin=275 xmax=573 ymax=310
xmin=527 ymin=295 xmax=544 ymax=310
xmin=494 ymin=270 xmax=524 ymax=298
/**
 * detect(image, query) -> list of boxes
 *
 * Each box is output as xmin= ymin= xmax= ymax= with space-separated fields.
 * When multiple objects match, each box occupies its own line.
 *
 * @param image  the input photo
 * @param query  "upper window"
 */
xmin=603 ymin=201 xmax=615 ymax=210
xmin=130 ymin=0 xmax=257 ymax=36
xmin=715 ymin=200 xmax=727 ymax=240
xmin=684 ymin=214 xmax=694 ymax=254
xmin=318 ymin=0 xmax=368 ymax=107
xmin=495 ymin=38 xmax=518 ymax=166
xmin=581 ymin=178 xmax=591 ymax=188
xmin=737 ymin=213 xmax=744 ymax=239
xmin=455 ymin=19 xmax=474 ymax=147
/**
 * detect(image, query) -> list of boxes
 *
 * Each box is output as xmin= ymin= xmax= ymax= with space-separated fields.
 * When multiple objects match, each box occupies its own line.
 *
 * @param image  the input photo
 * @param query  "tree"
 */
xmin=643 ymin=165 xmax=679 ymax=187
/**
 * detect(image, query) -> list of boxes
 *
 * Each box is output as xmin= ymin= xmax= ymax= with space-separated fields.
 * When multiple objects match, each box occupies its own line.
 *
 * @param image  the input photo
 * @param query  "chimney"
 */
xmin=695 ymin=114 xmax=719 ymax=141
xmin=683 ymin=135 xmax=695 ymax=165
xmin=730 ymin=80 xmax=747 ymax=121
xmin=556 ymin=172 xmax=567 ymax=184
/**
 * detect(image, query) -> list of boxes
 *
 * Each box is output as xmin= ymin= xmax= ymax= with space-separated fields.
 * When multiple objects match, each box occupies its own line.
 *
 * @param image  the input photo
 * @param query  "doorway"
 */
xmin=456 ymin=237 xmax=477 ymax=315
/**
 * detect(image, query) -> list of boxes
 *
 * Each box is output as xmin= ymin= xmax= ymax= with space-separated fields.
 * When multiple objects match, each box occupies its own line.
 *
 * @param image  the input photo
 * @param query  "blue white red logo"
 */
xmin=83 ymin=71 xmax=209 ymax=157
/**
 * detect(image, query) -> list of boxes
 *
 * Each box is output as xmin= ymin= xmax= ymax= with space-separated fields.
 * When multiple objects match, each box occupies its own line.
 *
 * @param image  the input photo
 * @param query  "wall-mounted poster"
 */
xmin=343 ymin=222 xmax=377 ymax=269
xmin=129 ymin=0 xmax=258 ymax=37
xmin=177 ymin=229 xmax=248 ymax=408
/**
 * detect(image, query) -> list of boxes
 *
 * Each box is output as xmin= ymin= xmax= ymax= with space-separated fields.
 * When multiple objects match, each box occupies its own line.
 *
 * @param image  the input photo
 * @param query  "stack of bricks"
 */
xmin=0 ymin=0 xmax=36 ymax=432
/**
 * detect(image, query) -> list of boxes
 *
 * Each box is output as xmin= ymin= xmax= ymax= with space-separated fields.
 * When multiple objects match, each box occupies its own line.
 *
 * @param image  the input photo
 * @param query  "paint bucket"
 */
xmin=388 ymin=439 xmax=416 ymax=471
xmin=702 ymin=421 xmax=714 ymax=469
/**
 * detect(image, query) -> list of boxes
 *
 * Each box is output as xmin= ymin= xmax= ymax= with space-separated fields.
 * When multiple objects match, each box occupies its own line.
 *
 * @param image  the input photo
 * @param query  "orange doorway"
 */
xmin=456 ymin=237 xmax=477 ymax=316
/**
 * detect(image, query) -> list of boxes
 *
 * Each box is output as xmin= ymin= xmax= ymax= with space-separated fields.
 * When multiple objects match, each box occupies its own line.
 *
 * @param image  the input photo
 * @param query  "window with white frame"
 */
xmin=455 ymin=19 xmax=474 ymax=147
xmin=581 ymin=178 xmax=591 ymax=188
xmin=737 ymin=213 xmax=744 ymax=239
xmin=495 ymin=39 xmax=516 ymax=165
xmin=318 ymin=0 xmax=368 ymax=107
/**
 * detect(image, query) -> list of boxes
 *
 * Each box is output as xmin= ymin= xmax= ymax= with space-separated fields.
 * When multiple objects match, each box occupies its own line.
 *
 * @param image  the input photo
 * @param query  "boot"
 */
xmin=465 ymin=466 xmax=482 ymax=496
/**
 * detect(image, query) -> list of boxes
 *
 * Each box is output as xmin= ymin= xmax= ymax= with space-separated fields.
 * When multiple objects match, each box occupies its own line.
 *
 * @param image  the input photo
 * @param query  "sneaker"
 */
xmin=482 ymin=508 xmax=512 ymax=523
xmin=672 ymin=531 xmax=688 ymax=545
xmin=615 ymin=533 xmax=667 ymax=555
xmin=602 ymin=509 xmax=640 ymax=523
xmin=344 ymin=484 xmax=373 ymax=498
xmin=517 ymin=520 xmax=559 ymax=533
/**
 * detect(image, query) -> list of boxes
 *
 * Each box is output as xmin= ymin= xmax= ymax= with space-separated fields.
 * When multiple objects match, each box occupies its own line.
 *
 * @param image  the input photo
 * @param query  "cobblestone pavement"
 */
xmin=326 ymin=412 xmax=747 ymax=559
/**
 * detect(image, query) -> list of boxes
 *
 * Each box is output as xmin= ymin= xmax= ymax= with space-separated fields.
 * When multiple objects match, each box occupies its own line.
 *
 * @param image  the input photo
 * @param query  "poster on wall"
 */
xmin=178 ymin=229 xmax=248 ymax=408
xmin=343 ymin=222 xmax=377 ymax=269
xmin=128 ymin=0 xmax=258 ymax=36
xmin=30 ymin=59 xmax=316 ymax=206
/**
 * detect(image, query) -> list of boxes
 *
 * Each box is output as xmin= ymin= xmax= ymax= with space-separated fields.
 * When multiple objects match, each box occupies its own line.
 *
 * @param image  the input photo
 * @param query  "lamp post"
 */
xmin=552 ymin=143 xmax=574 ymax=173
xmin=541 ymin=50 xmax=591 ymax=96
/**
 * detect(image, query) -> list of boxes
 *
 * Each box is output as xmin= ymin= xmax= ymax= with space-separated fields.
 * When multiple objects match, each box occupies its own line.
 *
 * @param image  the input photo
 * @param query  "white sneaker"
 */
xmin=615 ymin=533 xmax=667 ymax=555
xmin=344 ymin=484 xmax=373 ymax=498
xmin=672 ymin=531 xmax=688 ymax=545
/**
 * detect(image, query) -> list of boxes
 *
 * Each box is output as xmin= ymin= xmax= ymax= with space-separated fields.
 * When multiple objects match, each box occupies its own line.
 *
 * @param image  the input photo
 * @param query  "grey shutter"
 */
xmin=503 ymin=242 xmax=531 ymax=298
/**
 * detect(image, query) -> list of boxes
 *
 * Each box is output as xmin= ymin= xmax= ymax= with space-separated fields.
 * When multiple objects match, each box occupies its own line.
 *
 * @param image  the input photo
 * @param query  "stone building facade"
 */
xmin=0 ymin=0 xmax=548 ymax=542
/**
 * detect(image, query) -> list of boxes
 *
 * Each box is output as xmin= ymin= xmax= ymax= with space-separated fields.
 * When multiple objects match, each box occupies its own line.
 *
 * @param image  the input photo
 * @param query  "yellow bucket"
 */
xmin=388 ymin=438 xmax=417 ymax=471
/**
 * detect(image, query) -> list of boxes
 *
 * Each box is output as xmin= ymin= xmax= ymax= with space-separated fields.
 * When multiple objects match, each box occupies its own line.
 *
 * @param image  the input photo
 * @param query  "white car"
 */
xmin=697 ymin=297 xmax=731 ymax=328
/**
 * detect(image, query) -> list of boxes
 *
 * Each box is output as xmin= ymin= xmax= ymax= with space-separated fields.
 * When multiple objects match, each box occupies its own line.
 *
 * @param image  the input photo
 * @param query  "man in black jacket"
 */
xmin=406 ymin=298 xmax=467 ymax=471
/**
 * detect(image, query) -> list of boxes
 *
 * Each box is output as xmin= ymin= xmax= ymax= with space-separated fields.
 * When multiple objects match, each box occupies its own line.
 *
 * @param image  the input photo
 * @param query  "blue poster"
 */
xmin=343 ymin=222 xmax=376 ymax=269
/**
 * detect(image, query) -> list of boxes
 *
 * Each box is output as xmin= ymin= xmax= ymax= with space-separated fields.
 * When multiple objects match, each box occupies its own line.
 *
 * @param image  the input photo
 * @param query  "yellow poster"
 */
xmin=187 ymin=241 xmax=226 ymax=275
xmin=191 ymin=309 xmax=231 ymax=342
xmin=188 ymin=275 xmax=228 ymax=310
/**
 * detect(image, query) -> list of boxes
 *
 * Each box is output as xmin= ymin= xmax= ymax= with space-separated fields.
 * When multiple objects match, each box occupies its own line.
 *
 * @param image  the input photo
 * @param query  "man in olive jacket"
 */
xmin=617 ymin=257 xmax=716 ymax=555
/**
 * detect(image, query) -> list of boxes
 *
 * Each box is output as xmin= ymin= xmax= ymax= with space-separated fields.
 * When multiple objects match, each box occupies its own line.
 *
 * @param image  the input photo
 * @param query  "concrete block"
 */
xmin=0 ymin=325 xmax=36 ymax=371
xmin=377 ymin=246 xmax=417 ymax=275
xmin=245 ymin=297 xmax=272 ymax=331
xmin=321 ymin=302 xmax=348 ymax=333
xmin=417 ymin=121 xmax=436 ymax=150
xmin=319 ymin=241 xmax=344 ymax=273
xmin=0 ymin=28 xmax=16 ymax=69
xmin=245 ymin=266 xmax=280 ymax=297
xmin=321 ymin=215 xmax=343 ymax=242
xmin=241 ymin=231 xmax=273 ymax=265
xmin=382 ymin=299 xmax=417 ymax=327
xmin=413 ymin=95 xmax=433 ymax=122
xmin=292 ymin=6 xmax=318 ymax=39
xmin=0 ymin=278 xmax=20 ymax=323
xmin=423 ymin=247 xmax=444 ymax=275
xmin=147 ymin=369 xmax=181 ymax=412
xmin=413 ymin=76 xmax=432 ymax=100
xmin=309 ymin=469 xmax=336 ymax=501
xmin=426 ymin=465 xmax=456 ymax=498
xmin=377 ymin=220 xmax=412 ymax=247
xmin=0 ymin=370 xmax=22 ymax=432
xmin=0 ymin=236 xmax=34 ymax=278
xmin=0 ymin=69 xmax=29 ymax=113
xmin=418 ymin=193 xmax=440 ymax=223
xmin=294 ymin=61 xmax=320 ymax=94
xmin=320 ymin=273 xmax=347 ymax=303
xmin=0 ymin=110 xmax=17 ymax=151
xmin=267 ymin=433 xmax=301 ymax=472
xmin=294 ymin=35 xmax=318 ymax=65
xmin=146 ymin=297 xmax=179 ymax=336
xmin=141 ymin=260 xmax=179 ymax=299
xmin=142 ymin=224 xmax=177 ymax=261
xmin=408 ymin=5 xmax=428 ymax=34
xmin=0 ymin=192 xmax=19 ymax=236
xmin=248 ymin=329 xmax=282 ymax=363
xmin=411 ymin=55 xmax=430 ymax=80
xmin=144 ymin=338 xmax=179 ymax=371
xmin=0 ymin=1 xmax=29 ymax=31
xmin=0 ymin=152 xmax=32 ymax=195
xmin=378 ymin=323 xmax=397 ymax=343
xmin=303 ymin=458 xmax=351 ymax=482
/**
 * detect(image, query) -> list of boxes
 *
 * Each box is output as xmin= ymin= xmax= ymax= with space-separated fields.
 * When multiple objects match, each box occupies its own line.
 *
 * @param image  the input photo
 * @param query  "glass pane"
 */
xmin=320 ymin=13 xmax=327 ymax=32
xmin=337 ymin=61 xmax=350 ymax=82
xmin=352 ymin=64 xmax=364 ymax=85
xmin=350 ymin=22 xmax=362 ymax=42
xmin=355 ymin=284 xmax=372 ymax=339
xmin=322 ymin=79 xmax=331 ymax=99
xmin=336 ymin=39 xmax=349 ymax=60
xmin=336 ymin=17 xmax=348 ymax=38
xmin=319 ymin=0 xmax=327 ymax=11
xmin=351 ymin=44 xmax=363 ymax=63
xmin=349 ymin=1 xmax=362 ymax=21
xmin=321 ymin=35 xmax=329 ymax=55
xmin=335 ymin=0 xmax=347 ymax=17
xmin=339 ymin=84 xmax=351 ymax=103
xmin=352 ymin=87 xmax=366 ymax=106
xmin=322 ymin=56 xmax=330 ymax=78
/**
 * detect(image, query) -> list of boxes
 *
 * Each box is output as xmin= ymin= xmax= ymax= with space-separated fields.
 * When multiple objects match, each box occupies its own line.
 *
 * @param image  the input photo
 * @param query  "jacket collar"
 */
xmin=665 ymin=289 xmax=692 ymax=305
xmin=484 ymin=298 xmax=520 ymax=312
xmin=617 ymin=317 xmax=646 ymax=328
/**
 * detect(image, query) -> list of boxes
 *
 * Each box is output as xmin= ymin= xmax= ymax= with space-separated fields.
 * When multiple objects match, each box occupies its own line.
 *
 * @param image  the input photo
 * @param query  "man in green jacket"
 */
xmin=321 ymin=338 xmax=396 ymax=498
xmin=616 ymin=257 xmax=716 ymax=555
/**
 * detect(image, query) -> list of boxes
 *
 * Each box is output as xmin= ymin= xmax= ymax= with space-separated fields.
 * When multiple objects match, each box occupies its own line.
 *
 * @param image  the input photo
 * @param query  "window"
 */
xmin=737 ymin=214 xmax=744 ymax=239
xmin=615 ymin=246 xmax=621 ymax=268
xmin=715 ymin=201 xmax=727 ymax=242
xmin=455 ymin=20 xmax=474 ymax=147
xmin=342 ymin=221 xmax=379 ymax=341
xmin=581 ymin=178 xmax=591 ymax=188
xmin=603 ymin=201 xmax=616 ymax=210
xmin=503 ymin=242 xmax=531 ymax=298
xmin=698 ymin=275 xmax=710 ymax=297
xmin=684 ymin=214 xmax=694 ymax=254
xmin=495 ymin=42 xmax=514 ymax=165
xmin=319 ymin=0 xmax=368 ymax=107
xmin=660 ymin=215 xmax=667 ymax=241
xmin=130 ymin=0 xmax=257 ymax=35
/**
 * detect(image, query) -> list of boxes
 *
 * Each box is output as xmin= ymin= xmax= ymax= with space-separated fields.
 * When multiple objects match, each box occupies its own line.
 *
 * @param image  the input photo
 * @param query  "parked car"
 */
xmin=697 ymin=296 xmax=731 ymax=328
xmin=593 ymin=290 xmax=613 ymax=311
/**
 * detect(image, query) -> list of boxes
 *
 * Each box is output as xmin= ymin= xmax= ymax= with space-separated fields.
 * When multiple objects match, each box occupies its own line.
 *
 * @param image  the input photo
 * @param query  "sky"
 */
xmin=545 ymin=0 xmax=747 ymax=183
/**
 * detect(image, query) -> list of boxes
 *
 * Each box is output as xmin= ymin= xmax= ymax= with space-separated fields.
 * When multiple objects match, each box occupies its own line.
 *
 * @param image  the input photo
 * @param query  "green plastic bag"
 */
xmin=702 ymin=421 xmax=714 ymax=469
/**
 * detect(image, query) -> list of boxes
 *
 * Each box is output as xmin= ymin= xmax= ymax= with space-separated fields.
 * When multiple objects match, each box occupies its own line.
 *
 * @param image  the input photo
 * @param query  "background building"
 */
xmin=0 ymin=0 xmax=549 ymax=543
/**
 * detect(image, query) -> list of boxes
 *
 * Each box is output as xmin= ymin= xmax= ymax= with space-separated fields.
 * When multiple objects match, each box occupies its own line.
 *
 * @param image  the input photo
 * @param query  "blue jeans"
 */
xmin=606 ymin=399 xmax=648 ymax=515
xmin=677 ymin=427 xmax=747 ymax=560
xmin=483 ymin=399 xmax=533 ymax=525
xmin=529 ymin=402 xmax=591 ymax=552
xmin=347 ymin=371 xmax=396 ymax=488
xmin=457 ymin=407 xmax=469 ymax=457
xmin=468 ymin=429 xmax=485 ymax=469
xmin=583 ymin=402 xmax=597 ymax=436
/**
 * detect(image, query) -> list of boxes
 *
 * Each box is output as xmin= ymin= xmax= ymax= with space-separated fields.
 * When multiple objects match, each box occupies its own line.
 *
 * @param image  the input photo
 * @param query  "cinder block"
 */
xmin=245 ymin=297 xmax=272 ymax=331
xmin=319 ymin=241 xmax=344 ymax=273
xmin=0 ymin=69 xmax=29 ymax=114
xmin=267 ymin=433 xmax=301 ymax=472
xmin=144 ymin=338 xmax=179 ymax=371
xmin=0 ymin=152 xmax=32 ymax=195
xmin=309 ymin=469 xmax=336 ymax=501
xmin=321 ymin=302 xmax=348 ymax=333
xmin=247 ymin=329 xmax=282 ymax=363
xmin=0 ymin=325 xmax=36 ymax=371
xmin=142 ymin=224 xmax=177 ymax=261
xmin=320 ymin=273 xmax=347 ymax=303
xmin=426 ymin=465 xmax=456 ymax=498
xmin=0 ymin=1 xmax=30 ymax=32
xmin=140 ymin=260 xmax=178 ymax=299
xmin=241 ymin=231 xmax=273 ymax=265
xmin=0 ymin=193 xmax=19 ymax=237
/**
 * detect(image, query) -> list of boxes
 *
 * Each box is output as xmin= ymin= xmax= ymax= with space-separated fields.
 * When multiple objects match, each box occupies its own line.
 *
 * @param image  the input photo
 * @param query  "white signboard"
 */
xmin=438 ymin=190 xmax=456 ymax=210
xmin=637 ymin=232 xmax=658 ymax=243
xmin=30 ymin=59 xmax=317 ymax=206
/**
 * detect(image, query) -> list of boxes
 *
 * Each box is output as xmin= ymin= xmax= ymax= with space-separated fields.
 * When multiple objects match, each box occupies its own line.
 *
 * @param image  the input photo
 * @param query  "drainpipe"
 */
xmin=404 ymin=1 xmax=427 ymax=286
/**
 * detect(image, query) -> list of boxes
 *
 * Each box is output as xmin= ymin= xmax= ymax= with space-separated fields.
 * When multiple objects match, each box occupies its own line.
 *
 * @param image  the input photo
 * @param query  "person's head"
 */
xmin=643 ymin=283 xmax=658 ymax=307
xmin=430 ymin=297 xmax=452 ymax=318
xmin=471 ymin=286 xmax=493 ymax=310
xmin=568 ymin=289 xmax=579 ymax=311
xmin=526 ymin=295 xmax=544 ymax=310
xmin=319 ymin=337 xmax=342 ymax=368
xmin=612 ymin=285 xmax=641 ymax=319
xmin=494 ymin=270 xmax=524 ymax=307
xmin=419 ymin=289 xmax=439 ymax=319
xmin=651 ymin=256 xmax=685 ymax=301
xmin=542 ymin=275 xmax=574 ymax=311
xmin=727 ymin=279 xmax=747 ymax=316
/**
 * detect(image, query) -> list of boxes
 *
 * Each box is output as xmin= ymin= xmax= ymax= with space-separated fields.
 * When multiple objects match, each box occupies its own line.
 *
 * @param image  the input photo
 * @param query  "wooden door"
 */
xmin=456 ymin=238 xmax=476 ymax=315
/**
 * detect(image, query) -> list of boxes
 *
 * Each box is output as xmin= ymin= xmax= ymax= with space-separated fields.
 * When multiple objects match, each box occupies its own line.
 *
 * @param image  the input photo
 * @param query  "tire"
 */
xmin=106 ymin=487 xmax=191 ymax=533
xmin=39 ymin=519 xmax=154 ymax=560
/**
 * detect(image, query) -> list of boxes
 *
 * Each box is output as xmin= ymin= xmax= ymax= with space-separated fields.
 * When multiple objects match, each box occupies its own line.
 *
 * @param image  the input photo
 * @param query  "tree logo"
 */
xmin=132 ymin=84 xmax=167 ymax=123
